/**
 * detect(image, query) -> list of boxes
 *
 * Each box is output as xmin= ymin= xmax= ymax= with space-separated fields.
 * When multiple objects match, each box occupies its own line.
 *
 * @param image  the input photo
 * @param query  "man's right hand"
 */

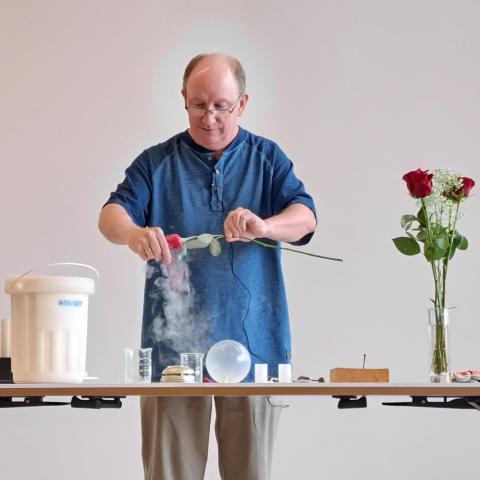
xmin=98 ymin=204 xmax=172 ymax=264
xmin=126 ymin=226 xmax=173 ymax=263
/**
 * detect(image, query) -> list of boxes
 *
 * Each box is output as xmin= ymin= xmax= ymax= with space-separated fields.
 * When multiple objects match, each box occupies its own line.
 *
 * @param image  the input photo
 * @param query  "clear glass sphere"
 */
xmin=205 ymin=340 xmax=251 ymax=383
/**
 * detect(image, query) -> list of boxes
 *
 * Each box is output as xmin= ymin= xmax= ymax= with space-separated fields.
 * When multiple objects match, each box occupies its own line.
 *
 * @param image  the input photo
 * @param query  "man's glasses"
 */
xmin=185 ymin=95 xmax=243 ymax=119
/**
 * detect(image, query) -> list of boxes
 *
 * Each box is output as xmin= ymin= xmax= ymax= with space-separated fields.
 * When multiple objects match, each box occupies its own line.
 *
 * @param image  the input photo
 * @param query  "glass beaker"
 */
xmin=180 ymin=353 xmax=204 ymax=383
xmin=124 ymin=347 xmax=152 ymax=383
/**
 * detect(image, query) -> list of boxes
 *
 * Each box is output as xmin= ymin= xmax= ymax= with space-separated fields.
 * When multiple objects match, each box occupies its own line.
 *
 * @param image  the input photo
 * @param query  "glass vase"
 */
xmin=428 ymin=308 xmax=451 ymax=383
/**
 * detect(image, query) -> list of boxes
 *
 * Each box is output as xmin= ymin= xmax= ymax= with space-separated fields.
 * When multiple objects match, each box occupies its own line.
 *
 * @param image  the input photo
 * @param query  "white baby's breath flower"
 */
xmin=423 ymin=169 xmax=463 ymax=229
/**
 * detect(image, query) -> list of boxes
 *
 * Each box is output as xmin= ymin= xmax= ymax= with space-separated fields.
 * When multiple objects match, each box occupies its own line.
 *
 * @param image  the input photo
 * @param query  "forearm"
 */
xmin=264 ymin=203 xmax=316 ymax=243
xmin=98 ymin=203 xmax=141 ymax=245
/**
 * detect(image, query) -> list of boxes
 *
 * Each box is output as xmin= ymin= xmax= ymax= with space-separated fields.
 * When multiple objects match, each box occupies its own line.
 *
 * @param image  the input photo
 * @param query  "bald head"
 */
xmin=182 ymin=53 xmax=246 ymax=97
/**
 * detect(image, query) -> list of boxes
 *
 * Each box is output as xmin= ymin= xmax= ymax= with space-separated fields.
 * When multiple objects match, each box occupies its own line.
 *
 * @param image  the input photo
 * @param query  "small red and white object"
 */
xmin=166 ymin=234 xmax=183 ymax=250
xmin=469 ymin=370 xmax=480 ymax=381
xmin=453 ymin=370 xmax=480 ymax=383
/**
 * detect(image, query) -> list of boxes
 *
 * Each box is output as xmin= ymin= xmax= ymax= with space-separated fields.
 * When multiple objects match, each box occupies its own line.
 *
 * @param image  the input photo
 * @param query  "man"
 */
xmin=99 ymin=53 xmax=316 ymax=480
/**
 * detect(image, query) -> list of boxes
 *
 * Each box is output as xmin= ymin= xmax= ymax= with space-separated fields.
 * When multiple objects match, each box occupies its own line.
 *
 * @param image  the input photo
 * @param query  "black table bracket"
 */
xmin=0 ymin=396 xmax=69 ymax=408
xmin=0 ymin=395 xmax=124 ymax=409
xmin=383 ymin=396 xmax=480 ymax=410
xmin=70 ymin=396 xmax=124 ymax=409
xmin=333 ymin=396 xmax=368 ymax=409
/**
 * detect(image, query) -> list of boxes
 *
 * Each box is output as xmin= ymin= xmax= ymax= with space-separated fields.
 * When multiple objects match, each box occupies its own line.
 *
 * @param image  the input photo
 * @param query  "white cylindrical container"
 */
xmin=278 ymin=363 xmax=292 ymax=383
xmin=4 ymin=274 xmax=96 ymax=383
xmin=254 ymin=363 xmax=268 ymax=383
xmin=1 ymin=318 xmax=11 ymax=358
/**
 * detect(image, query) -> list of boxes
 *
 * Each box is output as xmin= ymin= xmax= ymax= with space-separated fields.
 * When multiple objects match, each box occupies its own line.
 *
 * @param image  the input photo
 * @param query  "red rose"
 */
xmin=402 ymin=169 xmax=433 ymax=198
xmin=445 ymin=176 xmax=475 ymax=202
xmin=166 ymin=234 xmax=183 ymax=250
xmin=461 ymin=177 xmax=475 ymax=197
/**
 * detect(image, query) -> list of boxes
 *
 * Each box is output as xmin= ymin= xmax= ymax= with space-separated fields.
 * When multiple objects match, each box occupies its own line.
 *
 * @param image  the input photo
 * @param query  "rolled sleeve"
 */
xmin=271 ymin=146 xmax=316 ymax=245
xmin=103 ymin=151 xmax=152 ymax=227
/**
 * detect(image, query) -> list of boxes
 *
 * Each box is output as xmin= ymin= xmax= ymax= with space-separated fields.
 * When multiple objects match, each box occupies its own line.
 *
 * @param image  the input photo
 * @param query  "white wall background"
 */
xmin=1 ymin=0 xmax=480 ymax=479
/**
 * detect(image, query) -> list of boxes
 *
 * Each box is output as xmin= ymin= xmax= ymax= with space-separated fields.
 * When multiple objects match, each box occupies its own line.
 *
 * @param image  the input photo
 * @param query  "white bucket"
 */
xmin=4 ymin=263 xmax=99 ymax=383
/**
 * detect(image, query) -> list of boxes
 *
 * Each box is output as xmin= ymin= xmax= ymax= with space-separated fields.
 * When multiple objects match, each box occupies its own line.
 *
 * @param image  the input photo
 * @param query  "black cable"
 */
xmin=229 ymin=243 xmax=269 ymax=365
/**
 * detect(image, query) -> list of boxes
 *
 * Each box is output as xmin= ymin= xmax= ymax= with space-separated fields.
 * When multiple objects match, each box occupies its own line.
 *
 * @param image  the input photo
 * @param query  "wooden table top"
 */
xmin=1 ymin=382 xmax=480 ymax=397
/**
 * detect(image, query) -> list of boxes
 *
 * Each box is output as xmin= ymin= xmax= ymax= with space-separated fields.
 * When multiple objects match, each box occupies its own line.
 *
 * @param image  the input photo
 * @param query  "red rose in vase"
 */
xmin=444 ymin=176 xmax=475 ymax=202
xmin=456 ymin=176 xmax=475 ymax=199
xmin=402 ymin=169 xmax=433 ymax=198
xmin=462 ymin=177 xmax=476 ymax=197
xmin=394 ymin=168 xmax=475 ymax=381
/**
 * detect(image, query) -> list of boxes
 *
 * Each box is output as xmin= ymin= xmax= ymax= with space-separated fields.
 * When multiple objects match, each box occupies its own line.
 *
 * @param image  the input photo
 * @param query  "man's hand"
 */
xmin=126 ymin=226 xmax=172 ymax=263
xmin=224 ymin=208 xmax=270 ymax=242
xmin=99 ymin=204 xmax=173 ymax=263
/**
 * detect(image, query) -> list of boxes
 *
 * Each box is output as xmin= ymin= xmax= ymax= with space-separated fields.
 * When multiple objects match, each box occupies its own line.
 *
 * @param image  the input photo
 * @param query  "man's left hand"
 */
xmin=224 ymin=207 xmax=269 ymax=242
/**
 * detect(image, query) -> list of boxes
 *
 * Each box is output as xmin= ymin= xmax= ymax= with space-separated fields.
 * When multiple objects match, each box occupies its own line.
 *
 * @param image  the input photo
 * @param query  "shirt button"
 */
xmin=208 ymin=156 xmax=213 ymax=161
xmin=215 ymin=168 xmax=220 ymax=175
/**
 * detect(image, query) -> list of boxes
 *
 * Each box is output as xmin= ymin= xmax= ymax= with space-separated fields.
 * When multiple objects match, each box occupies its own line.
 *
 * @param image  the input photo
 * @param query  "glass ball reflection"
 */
xmin=206 ymin=340 xmax=251 ymax=383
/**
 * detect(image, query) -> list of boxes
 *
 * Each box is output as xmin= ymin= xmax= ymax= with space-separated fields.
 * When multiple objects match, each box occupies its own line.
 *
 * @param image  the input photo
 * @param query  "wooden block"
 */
xmin=330 ymin=368 xmax=389 ymax=383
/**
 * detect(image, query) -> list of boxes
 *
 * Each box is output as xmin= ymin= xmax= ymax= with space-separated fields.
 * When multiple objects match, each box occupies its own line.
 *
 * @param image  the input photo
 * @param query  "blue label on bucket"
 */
xmin=58 ymin=299 xmax=83 ymax=307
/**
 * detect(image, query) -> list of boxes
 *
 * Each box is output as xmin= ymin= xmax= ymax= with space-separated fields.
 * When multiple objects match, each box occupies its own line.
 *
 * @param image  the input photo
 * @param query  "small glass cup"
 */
xmin=124 ymin=347 xmax=152 ymax=383
xmin=255 ymin=364 xmax=268 ymax=383
xmin=180 ymin=353 xmax=204 ymax=383
xmin=278 ymin=364 xmax=292 ymax=383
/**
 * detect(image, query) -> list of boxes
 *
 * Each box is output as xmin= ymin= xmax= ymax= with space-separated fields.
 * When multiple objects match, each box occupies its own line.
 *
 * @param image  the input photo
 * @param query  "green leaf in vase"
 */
xmin=425 ymin=244 xmax=447 ymax=261
xmin=416 ymin=228 xmax=428 ymax=242
xmin=449 ymin=231 xmax=468 ymax=255
xmin=393 ymin=237 xmax=420 ymax=255
xmin=401 ymin=214 xmax=417 ymax=230
xmin=457 ymin=235 xmax=468 ymax=250
xmin=417 ymin=207 xmax=427 ymax=226
xmin=452 ymin=230 xmax=462 ymax=248
xmin=424 ymin=245 xmax=434 ymax=261
xmin=434 ymin=237 xmax=449 ymax=250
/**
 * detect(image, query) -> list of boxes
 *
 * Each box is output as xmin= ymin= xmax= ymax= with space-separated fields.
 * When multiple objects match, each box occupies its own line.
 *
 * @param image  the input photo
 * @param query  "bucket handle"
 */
xmin=12 ymin=262 xmax=100 ymax=287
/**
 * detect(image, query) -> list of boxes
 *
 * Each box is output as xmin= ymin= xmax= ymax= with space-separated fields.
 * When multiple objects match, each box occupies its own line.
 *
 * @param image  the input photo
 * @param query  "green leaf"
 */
xmin=183 ymin=239 xmax=207 ymax=249
xmin=452 ymin=230 xmax=462 ymax=248
xmin=448 ymin=231 xmax=463 ymax=258
xmin=416 ymin=228 xmax=428 ymax=242
xmin=433 ymin=226 xmax=449 ymax=240
xmin=401 ymin=215 xmax=417 ymax=229
xmin=197 ymin=233 xmax=214 ymax=245
xmin=425 ymin=245 xmax=447 ymax=261
xmin=208 ymin=238 xmax=222 ymax=256
xmin=183 ymin=234 xmax=214 ymax=250
xmin=457 ymin=235 xmax=468 ymax=250
xmin=417 ymin=207 xmax=427 ymax=226
xmin=393 ymin=237 xmax=421 ymax=256
xmin=434 ymin=248 xmax=448 ymax=260
xmin=434 ymin=237 xmax=449 ymax=250
xmin=424 ymin=245 xmax=435 ymax=261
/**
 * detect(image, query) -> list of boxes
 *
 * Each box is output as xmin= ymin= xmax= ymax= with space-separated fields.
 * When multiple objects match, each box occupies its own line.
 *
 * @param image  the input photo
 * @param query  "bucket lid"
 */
xmin=4 ymin=275 xmax=95 ymax=295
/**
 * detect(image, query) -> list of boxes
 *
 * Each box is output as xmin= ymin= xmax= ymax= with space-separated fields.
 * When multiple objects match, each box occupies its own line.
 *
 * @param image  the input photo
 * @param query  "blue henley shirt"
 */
xmin=106 ymin=127 xmax=316 ymax=380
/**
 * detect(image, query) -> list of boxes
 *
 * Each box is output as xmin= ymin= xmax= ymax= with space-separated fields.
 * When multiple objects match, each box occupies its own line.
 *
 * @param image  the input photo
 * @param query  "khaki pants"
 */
xmin=140 ymin=396 xmax=282 ymax=480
